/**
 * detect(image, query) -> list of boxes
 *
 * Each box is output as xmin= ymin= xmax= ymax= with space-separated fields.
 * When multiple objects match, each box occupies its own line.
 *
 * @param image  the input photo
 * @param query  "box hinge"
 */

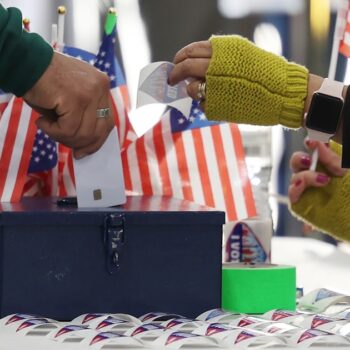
xmin=104 ymin=213 xmax=125 ymax=274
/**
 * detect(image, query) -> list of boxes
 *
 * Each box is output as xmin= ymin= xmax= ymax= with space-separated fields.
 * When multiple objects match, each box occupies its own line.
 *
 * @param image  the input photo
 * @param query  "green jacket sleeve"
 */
xmin=0 ymin=5 xmax=53 ymax=96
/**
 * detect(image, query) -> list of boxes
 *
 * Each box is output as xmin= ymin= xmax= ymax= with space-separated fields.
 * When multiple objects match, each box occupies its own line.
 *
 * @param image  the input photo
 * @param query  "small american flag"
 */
xmin=122 ymin=101 xmax=256 ymax=221
xmin=338 ymin=0 xmax=350 ymax=57
xmin=0 ymin=97 xmax=38 ymax=202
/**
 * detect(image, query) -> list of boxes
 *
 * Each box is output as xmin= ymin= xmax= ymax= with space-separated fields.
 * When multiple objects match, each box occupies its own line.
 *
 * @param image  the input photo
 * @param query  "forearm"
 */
xmin=0 ymin=5 xmax=53 ymax=96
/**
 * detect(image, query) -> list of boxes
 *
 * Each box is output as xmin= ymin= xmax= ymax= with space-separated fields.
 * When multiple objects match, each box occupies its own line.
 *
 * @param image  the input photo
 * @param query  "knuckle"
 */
xmin=184 ymin=44 xmax=196 ymax=57
xmin=97 ymin=72 xmax=110 ymax=91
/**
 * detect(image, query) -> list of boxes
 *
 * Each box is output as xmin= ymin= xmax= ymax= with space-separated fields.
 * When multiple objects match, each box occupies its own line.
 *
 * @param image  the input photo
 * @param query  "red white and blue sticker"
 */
xmin=54 ymin=325 xmax=89 ymax=338
xmin=204 ymin=323 xmax=232 ymax=336
xmin=89 ymin=331 xmax=123 ymax=345
xmin=315 ymin=289 xmax=343 ymax=302
xmin=234 ymin=330 xmax=256 ymax=344
xmin=131 ymin=323 xmax=164 ymax=336
xmin=95 ymin=317 xmax=127 ymax=330
xmin=165 ymin=332 xmax=198 ymax=345
xmin=298 ymin=288 xmax=350 ymax=313
xmin=197 ymin=308 xmax=237 ymax=322
xmin=263 ymin=309 xmax=300 ymax=322
xmin=163 ymin=318 xmax=197 ymax=329
xmin=5 ymin=314 xmax=38 ymax=326
xmin=139 ymin=312 xmax=166 ymax=323
xmin=16 ymin=318 xmax=50 ymax=332
xmin=289 ymin=328 xmax=350 ymax=347
xmin=82 ymin=313 xmax=106 ymax=324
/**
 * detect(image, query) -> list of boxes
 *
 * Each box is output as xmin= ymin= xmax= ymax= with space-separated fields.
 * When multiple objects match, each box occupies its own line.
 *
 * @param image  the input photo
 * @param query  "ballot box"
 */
xmin=0 ymin=196 xmax=224 ymax=320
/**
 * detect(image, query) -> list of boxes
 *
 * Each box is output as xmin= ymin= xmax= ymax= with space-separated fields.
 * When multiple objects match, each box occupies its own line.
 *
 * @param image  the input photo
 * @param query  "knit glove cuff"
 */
xmin=290 ymin=144 xmax=350 ymax=241
xmin=205 ymin=35 xmax=308 ymax=128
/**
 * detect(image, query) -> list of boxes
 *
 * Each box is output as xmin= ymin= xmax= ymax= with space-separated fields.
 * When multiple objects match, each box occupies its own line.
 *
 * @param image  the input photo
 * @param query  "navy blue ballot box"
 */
xmin=0 ymin=196 xmax=224 ymax=320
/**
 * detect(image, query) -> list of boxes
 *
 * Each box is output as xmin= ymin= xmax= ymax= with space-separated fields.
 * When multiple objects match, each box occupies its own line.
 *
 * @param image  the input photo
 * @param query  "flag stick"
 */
xmin=51 ymin=24 xmax=58 ymax=48
xmin=105 ymin=7 xmax=117 ymax=35
xmin=57 ymin=6 xmax=66 ymax=52
xmin=328 ymin=4 xmax=345 ymax=79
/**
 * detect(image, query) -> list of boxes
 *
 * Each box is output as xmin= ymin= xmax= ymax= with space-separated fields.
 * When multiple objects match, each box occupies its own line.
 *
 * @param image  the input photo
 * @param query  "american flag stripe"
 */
xmin=57 ymin=145 xmax=76 ymax=197
xmin=0 ymin=92 xmax=12 ymax=115
xmin=136 ymin=140 xmax=152 ymax=193
xmin=191 ymin=128 xmax=215 ymax=207
xmin=123 ymin=108 xmax=256 ymax=220
xmin=110 ymin=87 xmax=126 ymax=148
xmin=338 ymin=1 xmax=350 ymax=57
xmin=231 ymin=126 xmax=256 ymax=217
xmin=163 ymin=132 xmax=183 ymax=199
xmin=121 ymin=148 xmax=132 ymax=191
xmin=50 ymin=163 xmax=59 ymax=196
xmin=212 ymin=126 xmax=238 ymax=219
xmin=23 ymin=176 xmax=40 ymax=196
xmin=341 ymin=31 xmax=350 ymax=56
xmin=0 ymin=98 xmax=37 ymax=201
xmin=153 ymin=122 xmax=173 ymax=195
xmin=172 ymin=132 xmax=193 ymax=201
xmin=144 ymin=130 xmax=162 ymax=194
xmin=181 ymin=130 xmax=205 ymax=205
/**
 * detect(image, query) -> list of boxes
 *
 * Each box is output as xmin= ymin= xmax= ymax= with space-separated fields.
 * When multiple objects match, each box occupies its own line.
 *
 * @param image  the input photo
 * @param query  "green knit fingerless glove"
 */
xmin=205 ymin=35 xmax=309 ymax=128
xmin=291 ymin=143 xmax=350 ymax=241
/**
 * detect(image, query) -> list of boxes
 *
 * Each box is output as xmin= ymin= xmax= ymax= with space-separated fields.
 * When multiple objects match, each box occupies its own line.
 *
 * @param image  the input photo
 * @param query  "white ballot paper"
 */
xmin=137 ymin=61 xmax=192 ymax=117
xmin=73 ymin=127 xmax=126 ymax=208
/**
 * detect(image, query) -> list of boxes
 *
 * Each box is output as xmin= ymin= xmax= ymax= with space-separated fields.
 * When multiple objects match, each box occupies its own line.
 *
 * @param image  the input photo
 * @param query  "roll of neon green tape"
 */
xmin=222 ymin=263 xmax=296 ymax=314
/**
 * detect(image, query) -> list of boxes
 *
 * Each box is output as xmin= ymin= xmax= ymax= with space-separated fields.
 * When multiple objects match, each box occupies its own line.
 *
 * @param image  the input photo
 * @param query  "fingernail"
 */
xmin=316 ymin=174 xmax=330 ymax=184
xmin=306 ymin=139 xmax=316 ymax=147
xmin=74 ymin=153 xmax=86 ymax=160
xmin=301 ymin=155 xmax=311 ymax=167
xmin=294 ymin=179 xmax=302 ymax=187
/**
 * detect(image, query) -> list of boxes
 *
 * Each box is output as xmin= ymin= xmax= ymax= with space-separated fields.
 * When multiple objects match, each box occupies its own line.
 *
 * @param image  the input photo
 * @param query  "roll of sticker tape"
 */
xmin=222 ymin=263 xmax=296 ymax=314
xmin=223 ymin=218 xmax=272 ymax=264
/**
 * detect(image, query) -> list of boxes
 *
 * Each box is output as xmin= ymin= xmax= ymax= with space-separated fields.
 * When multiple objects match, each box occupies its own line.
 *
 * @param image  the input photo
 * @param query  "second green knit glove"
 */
xmin=290 ymin=143 xmax=350 ymax=242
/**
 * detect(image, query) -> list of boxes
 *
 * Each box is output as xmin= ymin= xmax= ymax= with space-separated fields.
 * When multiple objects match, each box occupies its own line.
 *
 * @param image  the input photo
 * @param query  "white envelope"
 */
xmin=73 ymin=127 xmax=126 ymax=208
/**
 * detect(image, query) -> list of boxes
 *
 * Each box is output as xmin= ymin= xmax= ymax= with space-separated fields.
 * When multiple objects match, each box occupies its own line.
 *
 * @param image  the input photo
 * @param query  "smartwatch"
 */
xmin=305 ymin=78 xmax=344 ymax=143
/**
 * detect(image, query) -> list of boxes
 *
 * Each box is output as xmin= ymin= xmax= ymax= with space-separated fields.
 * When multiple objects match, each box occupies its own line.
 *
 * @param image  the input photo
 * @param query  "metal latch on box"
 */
xmin=104 ymin=213 xmax=125 ymax=274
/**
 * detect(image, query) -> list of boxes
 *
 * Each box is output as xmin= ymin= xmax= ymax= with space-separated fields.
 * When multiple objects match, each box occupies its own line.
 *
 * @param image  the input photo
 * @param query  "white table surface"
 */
xmin=272 ymin=236 xmax=350 ymax=295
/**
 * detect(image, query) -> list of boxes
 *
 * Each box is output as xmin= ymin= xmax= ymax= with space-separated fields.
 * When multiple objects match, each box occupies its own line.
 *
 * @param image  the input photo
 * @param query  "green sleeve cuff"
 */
xmin=205 ymin=35 xmax=308 ymax=128
xmin=0 ymin=6 xmax=54 ymax=97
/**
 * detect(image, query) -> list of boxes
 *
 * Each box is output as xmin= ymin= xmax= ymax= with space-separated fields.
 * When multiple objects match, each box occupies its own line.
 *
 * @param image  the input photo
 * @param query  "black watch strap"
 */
xmin=342 ymin=87 xmax=350 ymax=168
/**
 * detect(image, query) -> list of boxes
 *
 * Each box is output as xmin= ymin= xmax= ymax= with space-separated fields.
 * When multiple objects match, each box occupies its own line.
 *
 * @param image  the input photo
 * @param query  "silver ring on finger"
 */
xmin=197 ymin=81 xmax=206 ymax=101
xmin=96 ymin=108 xmax=110 ymax=118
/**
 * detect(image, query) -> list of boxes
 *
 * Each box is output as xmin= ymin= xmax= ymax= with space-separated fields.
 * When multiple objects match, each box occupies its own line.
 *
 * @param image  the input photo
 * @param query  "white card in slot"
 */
xmin=73 ymin=127 xmax=126 ymax=208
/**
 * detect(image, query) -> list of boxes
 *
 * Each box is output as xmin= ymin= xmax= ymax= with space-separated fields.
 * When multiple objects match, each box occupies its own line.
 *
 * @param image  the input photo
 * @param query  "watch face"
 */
xmin=306 ymin=92 xmax=343 ymax=133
